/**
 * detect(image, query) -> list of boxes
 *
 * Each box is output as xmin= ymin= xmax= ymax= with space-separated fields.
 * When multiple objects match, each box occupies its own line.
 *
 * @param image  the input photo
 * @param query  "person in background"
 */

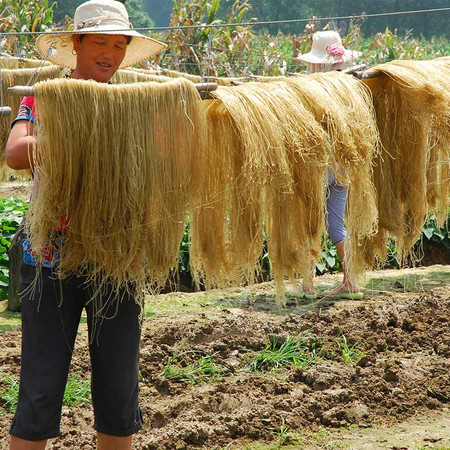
xmin=288 ymin=30 xmax=364 ymax=300
xmin=5 ymin=1 xmax=166 ymax=449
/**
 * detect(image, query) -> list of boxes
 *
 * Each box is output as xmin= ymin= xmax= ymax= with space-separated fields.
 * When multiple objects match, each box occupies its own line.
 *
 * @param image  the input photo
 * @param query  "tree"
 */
xmin=143 ymin=0 xmax=173 ymax=27
xmin=52 ymin=0 xmax=155 ymax=29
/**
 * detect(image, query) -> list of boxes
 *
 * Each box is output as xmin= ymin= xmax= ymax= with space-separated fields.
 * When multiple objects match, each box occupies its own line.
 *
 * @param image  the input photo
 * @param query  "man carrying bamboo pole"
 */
xmin=5 ymin=1 xmax=165 ymax=449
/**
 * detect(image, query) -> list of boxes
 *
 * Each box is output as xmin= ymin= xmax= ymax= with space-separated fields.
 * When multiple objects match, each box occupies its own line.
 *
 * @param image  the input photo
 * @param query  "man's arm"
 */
xmin=6 ymin=120 xmax=37 ymax=170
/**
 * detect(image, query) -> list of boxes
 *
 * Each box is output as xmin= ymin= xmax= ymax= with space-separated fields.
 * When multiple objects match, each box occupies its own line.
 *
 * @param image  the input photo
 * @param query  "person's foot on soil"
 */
xmin=323 ymin=282 xmax=363 ymax=299
xmin=285 ymin=281 xmax=317 ymax=299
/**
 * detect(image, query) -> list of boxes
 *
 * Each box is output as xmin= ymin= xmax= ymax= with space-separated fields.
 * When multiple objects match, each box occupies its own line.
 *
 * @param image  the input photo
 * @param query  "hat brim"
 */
xmin=36 ymin=28 xmax=167 ymax=70
xmin=294 ymin=49 xmax=362 ymax=64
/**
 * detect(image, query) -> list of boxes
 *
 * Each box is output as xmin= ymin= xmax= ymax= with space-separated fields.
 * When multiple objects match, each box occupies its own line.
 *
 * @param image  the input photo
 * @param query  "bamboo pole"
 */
xmin=0 ymin=106 xmax=12 ymax=116
xmin=7 ymin=82 xmax=218 ymax=97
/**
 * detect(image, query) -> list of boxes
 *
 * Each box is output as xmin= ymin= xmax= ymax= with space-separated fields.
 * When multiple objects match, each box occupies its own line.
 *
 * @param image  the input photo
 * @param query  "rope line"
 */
xmin=0 ymin=7 xmax=448 ymax=37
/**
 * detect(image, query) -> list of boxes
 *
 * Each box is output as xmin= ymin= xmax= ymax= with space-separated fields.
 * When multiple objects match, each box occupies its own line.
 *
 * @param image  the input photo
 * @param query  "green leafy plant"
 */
xmin=160 ymin=351 xmax=224 ymax=384
xmin=0 ymin=0 xmax=56 ymax=56
xmin=277 ymin=416 xmax=292 ymax=447
xmin=0 ymin=374 xmax=19 ymax=413
xmin=251 ymin=332 xmax=317 ymax=372
xmin=421 ymin=215 xmax=450 ymax=250
xmin=0 ymin=198 xmax=29 ymax=301
xmin=315 ymin=239 xmax=341 ymax=275
xmin=63 ymin=374 xmax=91 ymax=406
xmin=336 ymin=335 xmax=365 ymax=365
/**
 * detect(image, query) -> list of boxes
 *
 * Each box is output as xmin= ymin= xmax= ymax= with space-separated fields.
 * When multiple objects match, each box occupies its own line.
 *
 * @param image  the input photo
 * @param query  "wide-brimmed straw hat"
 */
xmin=36 ymin=0 xmax=167 ymax=70
xmin=294 ymin=31 xmax=361 ymax=64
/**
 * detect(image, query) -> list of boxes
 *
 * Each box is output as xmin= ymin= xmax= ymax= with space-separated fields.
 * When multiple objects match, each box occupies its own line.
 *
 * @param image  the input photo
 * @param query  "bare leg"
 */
xmin=301 ymin=260 xmax=316 ymax=295
xmin=10 ymin=437 xmax=47 ymax=450
xmin=330 ymin=239 xmax=359 ymax=293
xmin=97 ymin=432 xmax=132 ymax=450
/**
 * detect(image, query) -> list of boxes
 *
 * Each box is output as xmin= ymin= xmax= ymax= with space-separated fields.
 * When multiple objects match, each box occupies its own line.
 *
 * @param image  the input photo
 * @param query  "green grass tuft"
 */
xmin=160 ymin=351 xmax=225 ymax=384
xmin=251 ymin=332 xmax=317 ymax=372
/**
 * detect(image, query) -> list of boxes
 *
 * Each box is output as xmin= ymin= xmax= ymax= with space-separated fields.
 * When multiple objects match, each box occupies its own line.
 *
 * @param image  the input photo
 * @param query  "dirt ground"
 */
xmin=0 ymin=181 xmax=33 ymax=201
xmin=0 ymin=183 xmax=449 ymax=449
xmin=0 ymin=265 xmax=449 ymax=449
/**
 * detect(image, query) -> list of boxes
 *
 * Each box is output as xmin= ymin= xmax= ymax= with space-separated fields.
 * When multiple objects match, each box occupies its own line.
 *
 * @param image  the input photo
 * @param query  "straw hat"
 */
xmin=36 ymin=0 xmax=167 ymax=70
xmin=294 ymin=31 xmax=361 ymax=64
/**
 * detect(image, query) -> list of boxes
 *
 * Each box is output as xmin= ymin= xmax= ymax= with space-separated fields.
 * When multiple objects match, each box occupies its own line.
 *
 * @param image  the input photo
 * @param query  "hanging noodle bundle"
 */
xmin=0 ymin=56 xmax=51 ymax=69
xmin=362 ymin=58 xmax=450 ymax=263
xmin=237 ymin=81 xmax=331 ymax=296
xmin=133 ymin=68 xmax=203 ymax=83
xmin=189 ymin=81 xmax=290 ymax=290
xmin=0 ymin=65 xmax=63 ymax=180
xmin=112 ymin=69 xmax=172 ymax=84
xmin=285 ymin=72 xmax=380 ymax=282
xmin=191 ymin=72 xmax=379 ymax=297
xmin=131 ymin=67 xmax=258 ymax=86
xmin=28 ymin=78 xmax=206 ymax=301
xmin=189 ymin=98 xmax=251 ymax=288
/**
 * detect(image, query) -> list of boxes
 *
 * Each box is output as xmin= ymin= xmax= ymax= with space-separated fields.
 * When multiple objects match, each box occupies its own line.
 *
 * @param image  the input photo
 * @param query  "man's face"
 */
xmin=72 ymin=34 xmax=127 ymax=82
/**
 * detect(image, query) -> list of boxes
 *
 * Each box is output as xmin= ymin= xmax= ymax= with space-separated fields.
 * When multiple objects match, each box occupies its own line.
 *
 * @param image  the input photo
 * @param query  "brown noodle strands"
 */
xmin=112 ymin=69 xmax=172 ymax=84
xmin=426 ymin=59 xmax=450 ymax=227
xmin=29 ymin=78 xmax=206 ymax=311
xmin=189 ymin=99 xmax=245 ymax=289
xmin=190 ymin=83 xmax=289 ymax=291
xmin=131 ymin=68 xmax=254 ymax=86
xmin=133 ymin=68 xmax=203 ymax=83
xmin=240 ymin=81 xmax=331 ymax=298
xmin=0 ymin=57 xmax=51 ymax=69
xmin=286 ymin=72 xmax=380 ymax=282
xmin=0 ymin=65 xmax=63 ymax=181
xmin=363 ymin=59 xmax=449 ymax=262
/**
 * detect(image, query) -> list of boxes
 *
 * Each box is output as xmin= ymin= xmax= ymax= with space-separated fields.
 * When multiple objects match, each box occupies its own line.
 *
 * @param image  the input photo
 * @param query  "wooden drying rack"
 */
xmin=0 ymin=65 xmax=383 ymax=117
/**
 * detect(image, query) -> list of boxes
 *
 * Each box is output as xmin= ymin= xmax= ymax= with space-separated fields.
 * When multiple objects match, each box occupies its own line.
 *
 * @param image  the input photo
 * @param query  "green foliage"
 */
xmin=335 ymin=335 xmax=365 ymax=365
xmin=0 ymin=374 xmax=19 ymax=413
xmin=0 ymin=198 xmax=28 ymax=301
xmin=162 ymin=0 xmax=256 ymax=76
xmin=251 ymin=332 xmax=317 ymax=372
xmin=0 ymin=0 xmax=56 ymax=56
xmin=315 ymin=240 xmax=340 ymax=275
xmin=62 ymin=374 xmax=91 ymax=406
xmin=135 ymin=0 xmax=450 ymax=40
xmin=421 ymin=215 xmax=450 ymax=250
xmin=52 ymin=0 xmax=155 ymax=28
xmin=277 ymin=417 xmax=292 ymax=447
xmin=154 ymin=0 xmax=450 ymax=77
xmin=160 ymin=351 xmax=225 ymax=384
xmin=143 ymin=0 xmax=173 ymax=27
xmin=178 ymin=223 xmax=190 ymax=274
xmin=123 ymin=0 xmax=155 ymax=29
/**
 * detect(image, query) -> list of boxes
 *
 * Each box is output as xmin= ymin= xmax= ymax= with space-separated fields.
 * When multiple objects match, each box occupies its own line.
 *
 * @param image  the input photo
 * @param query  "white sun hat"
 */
xmin=294 ymin=31 xmax=361 ymax=64
xmin=36 ymin=0 xmax=167 ymax=70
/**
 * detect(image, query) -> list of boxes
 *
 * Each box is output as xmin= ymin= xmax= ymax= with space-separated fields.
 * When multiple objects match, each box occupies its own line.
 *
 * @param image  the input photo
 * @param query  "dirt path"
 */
xmin=0 ymin=265 xmax=449 ymax=449
xmin=0 ymin=181 xmax=32 ymax=201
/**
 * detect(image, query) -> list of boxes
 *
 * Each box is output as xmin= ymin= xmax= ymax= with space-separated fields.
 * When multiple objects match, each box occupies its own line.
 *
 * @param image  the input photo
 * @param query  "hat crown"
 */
xmin=311 ymin=31 xmax=343 ymax=53
xmin=74 ymin=0 xmax=131 ymax=31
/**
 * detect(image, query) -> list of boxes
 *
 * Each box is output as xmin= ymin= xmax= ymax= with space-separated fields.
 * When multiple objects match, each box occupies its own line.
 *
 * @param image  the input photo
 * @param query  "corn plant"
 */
xmin=0 ymin=0 xmax=56 ymax=57
xmin=161 ymin=0 xmax=256 ymax=76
